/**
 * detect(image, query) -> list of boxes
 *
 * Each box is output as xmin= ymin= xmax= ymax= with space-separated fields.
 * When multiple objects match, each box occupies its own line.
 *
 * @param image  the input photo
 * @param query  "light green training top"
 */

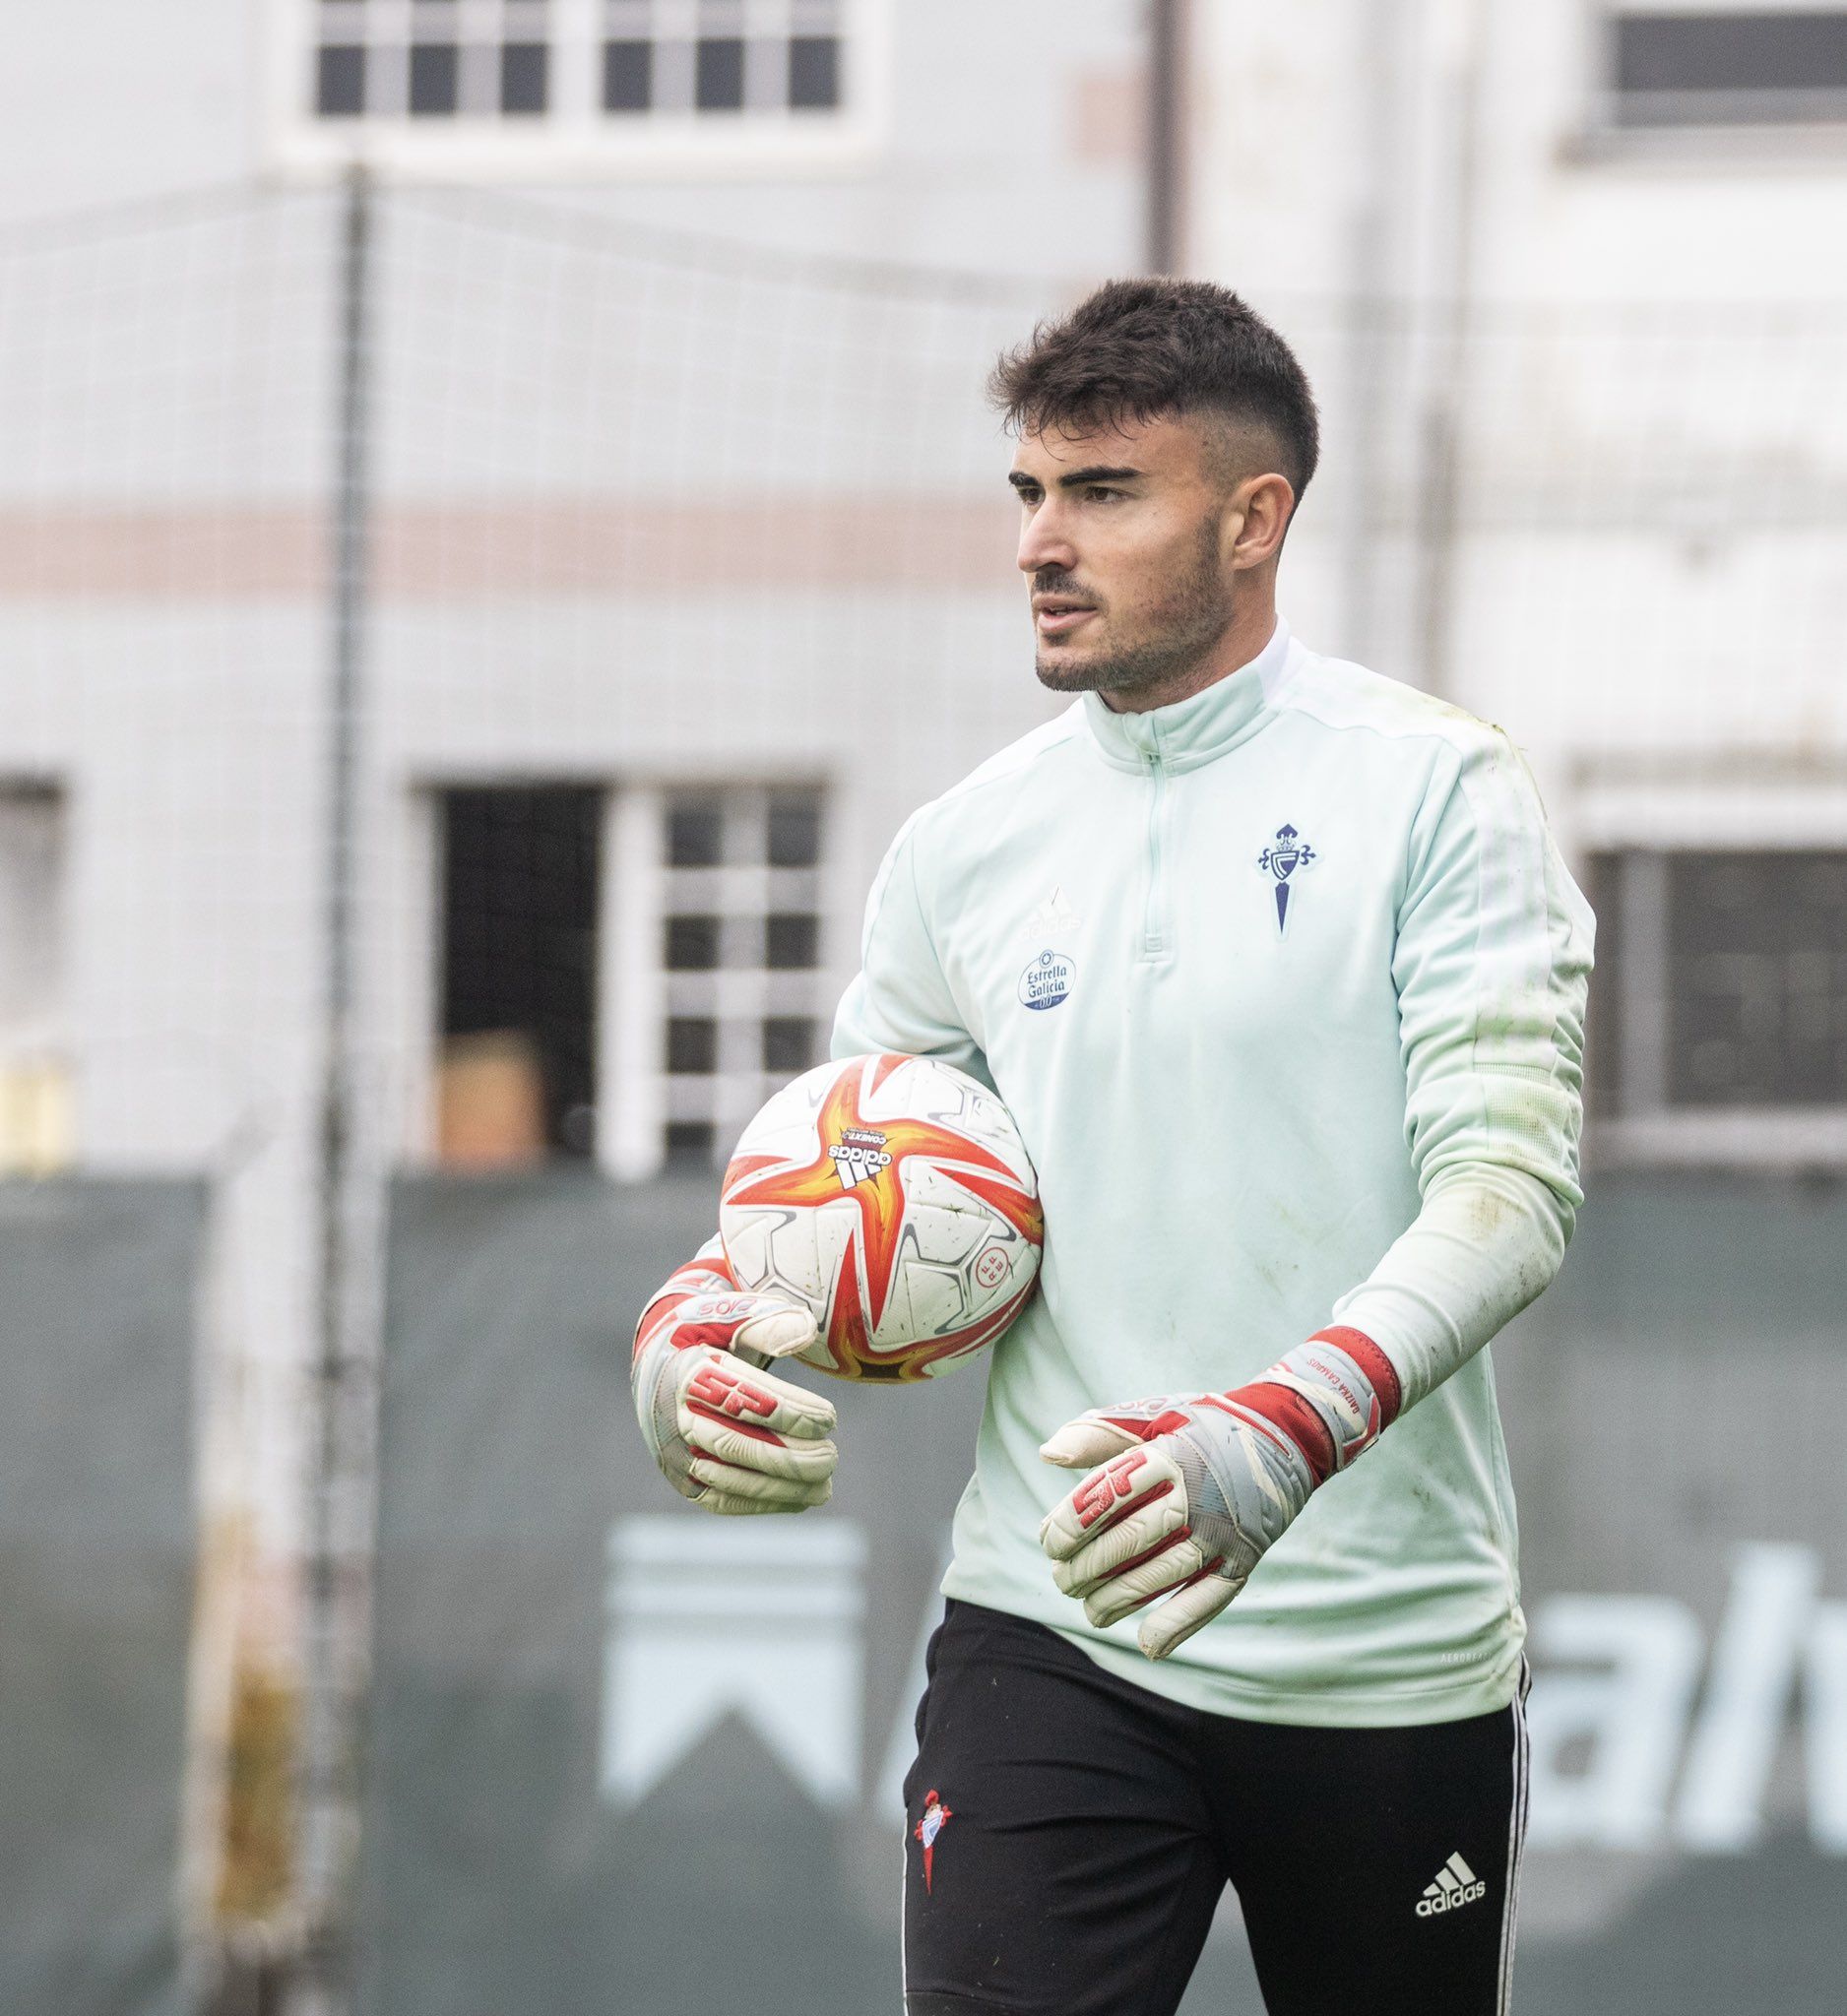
xmin=832 ymin=620 xmax=1593 ymax=1727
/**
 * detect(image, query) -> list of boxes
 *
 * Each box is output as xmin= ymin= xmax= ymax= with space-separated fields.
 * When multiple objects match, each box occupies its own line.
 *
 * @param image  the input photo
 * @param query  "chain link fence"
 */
xmin=1 ymin=178 xmax=1844 ymax=2014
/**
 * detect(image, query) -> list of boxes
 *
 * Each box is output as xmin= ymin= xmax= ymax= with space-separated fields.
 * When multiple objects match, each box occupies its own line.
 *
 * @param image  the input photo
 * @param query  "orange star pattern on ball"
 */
xmin=722 ymin=1054 xmax=1043 ymax=1377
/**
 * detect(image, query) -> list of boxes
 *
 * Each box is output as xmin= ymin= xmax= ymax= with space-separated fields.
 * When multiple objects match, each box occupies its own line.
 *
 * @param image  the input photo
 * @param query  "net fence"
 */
xmin=0 ymin=178 xmax=1843 ymax=2014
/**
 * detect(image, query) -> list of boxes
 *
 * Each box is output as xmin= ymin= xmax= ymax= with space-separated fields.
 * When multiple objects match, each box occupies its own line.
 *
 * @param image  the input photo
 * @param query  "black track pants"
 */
xmin=902 ymin=1600 xmax=1530 ymax=2016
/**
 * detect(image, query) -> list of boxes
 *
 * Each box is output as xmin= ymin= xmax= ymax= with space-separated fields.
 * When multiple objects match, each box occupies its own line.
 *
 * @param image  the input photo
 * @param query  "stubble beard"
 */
xmin=1034 ymin=522 xmax=1237 ymax=701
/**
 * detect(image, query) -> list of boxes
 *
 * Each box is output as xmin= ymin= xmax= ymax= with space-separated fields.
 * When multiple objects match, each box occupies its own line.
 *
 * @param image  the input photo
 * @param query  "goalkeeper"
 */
xmin=633 ymin=280 xmax=1591 ymax=2015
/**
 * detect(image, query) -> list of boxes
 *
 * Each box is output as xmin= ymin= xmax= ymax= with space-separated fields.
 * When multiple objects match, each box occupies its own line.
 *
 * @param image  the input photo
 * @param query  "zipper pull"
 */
xmin=1142 ymin=745 xmax=1167 ymax=958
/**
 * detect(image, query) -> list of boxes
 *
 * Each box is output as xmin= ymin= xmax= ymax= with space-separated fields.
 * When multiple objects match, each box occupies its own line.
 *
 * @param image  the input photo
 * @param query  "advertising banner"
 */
xmin=361 ymin=1170 xmax=1847 ymax=2014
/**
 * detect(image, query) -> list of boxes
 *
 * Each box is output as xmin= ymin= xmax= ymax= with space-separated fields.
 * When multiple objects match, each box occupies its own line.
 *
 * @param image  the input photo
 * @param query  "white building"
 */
xmin=0 ymin=9 xmax=1843 ymax=1999
xmin=0 ymin=0 xmax=1843 ymax=1836
xmin=2 ymin=0 xmax=1844 ymax=1530
xmin=1185 ymin=0 xmax=1847 ymax=1165
xmin=0 ymin=0 xmax=1152 ymax=1716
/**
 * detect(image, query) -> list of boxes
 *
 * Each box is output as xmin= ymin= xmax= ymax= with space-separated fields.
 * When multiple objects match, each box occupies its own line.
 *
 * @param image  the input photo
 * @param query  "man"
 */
xmin=632 ymin=281 xmax=1592 ymax=2014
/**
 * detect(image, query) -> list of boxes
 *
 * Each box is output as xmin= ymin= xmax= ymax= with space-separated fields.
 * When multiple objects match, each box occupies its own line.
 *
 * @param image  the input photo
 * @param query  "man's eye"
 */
xmin=1085 ymin=486 xmax=1123 ymax=502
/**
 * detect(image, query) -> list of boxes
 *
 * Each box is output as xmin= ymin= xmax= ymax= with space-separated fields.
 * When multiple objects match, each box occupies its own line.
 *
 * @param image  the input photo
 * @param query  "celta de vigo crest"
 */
xmin=1257 ymin=823 xmax=1316 ymax=934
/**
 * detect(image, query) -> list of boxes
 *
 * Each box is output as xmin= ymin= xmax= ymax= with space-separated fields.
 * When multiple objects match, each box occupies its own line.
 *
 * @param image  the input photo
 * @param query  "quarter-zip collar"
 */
xmin=1079 ymin=616 xmax=1296 ymax=776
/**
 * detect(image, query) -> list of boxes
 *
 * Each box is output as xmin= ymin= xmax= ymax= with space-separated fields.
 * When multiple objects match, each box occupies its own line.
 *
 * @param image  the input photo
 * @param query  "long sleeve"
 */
xmin=1333 ymin=730 xmax=1594 ymax=1409
xmin=830 ymin=811 xmax=991 ymax=1086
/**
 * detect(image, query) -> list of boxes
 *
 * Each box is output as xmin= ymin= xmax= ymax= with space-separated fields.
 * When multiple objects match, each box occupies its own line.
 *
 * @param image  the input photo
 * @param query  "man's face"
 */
xmin=1008 ymin=411 xmax=1241 ymax=702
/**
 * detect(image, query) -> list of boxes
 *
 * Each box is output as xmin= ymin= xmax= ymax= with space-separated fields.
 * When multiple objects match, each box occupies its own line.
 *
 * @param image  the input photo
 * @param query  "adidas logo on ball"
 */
xmin=1415 ymin=1854 xmax=1485 ymax=1917
xmin=830 ymin=1128 xmax=892 ymax=1188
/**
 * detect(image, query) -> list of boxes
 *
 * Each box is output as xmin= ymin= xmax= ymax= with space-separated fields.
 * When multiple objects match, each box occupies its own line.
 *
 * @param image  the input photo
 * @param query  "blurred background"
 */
xmin=1 ymin=2 xmax=1844 ymax=2011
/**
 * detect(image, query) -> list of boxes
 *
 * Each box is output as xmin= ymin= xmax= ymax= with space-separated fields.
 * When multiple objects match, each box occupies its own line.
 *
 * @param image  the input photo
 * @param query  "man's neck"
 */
xmin=1101 ymin=597 xmax=1280 ymax=715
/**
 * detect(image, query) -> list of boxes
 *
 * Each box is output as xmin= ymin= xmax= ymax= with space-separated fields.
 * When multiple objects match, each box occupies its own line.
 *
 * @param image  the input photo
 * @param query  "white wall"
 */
xmin=1182 ymin=0 xmax=1847 ymax=850
xmin=0 ymin=0 xmax=1141 ymax=1570
xmin=0 ymin=1 xmax=1149 ymax=285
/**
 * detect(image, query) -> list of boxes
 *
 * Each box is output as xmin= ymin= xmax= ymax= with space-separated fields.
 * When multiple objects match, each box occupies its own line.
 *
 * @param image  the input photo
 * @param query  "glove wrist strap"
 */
xmin=633 ymin=1236 xmax=739 ymax=1358
xmin=1236 ymin=1326 xmax=1403 ymax=1487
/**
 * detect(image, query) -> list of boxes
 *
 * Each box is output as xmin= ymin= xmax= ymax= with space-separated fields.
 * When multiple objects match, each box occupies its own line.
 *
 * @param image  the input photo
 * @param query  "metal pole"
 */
xmin=1415 ymin=0 xmax=1489 ymax=703
xmin=1146 ymin=0 xmax=1186 ymax=274
xmin=296 ymin=161 xmax=374 ymax=2016
xmin=1338 ymin=0 xmax=1409 ymax=668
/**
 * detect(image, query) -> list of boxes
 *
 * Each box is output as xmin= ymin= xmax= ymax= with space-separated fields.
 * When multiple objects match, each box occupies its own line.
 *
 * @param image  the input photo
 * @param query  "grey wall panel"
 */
xmin=365 ymin=1170 xmax=1847 ymax=2015
xmin=1495 ymin=1174 xmax=1847 ymax=2011
xmin=0 ymin=1179 xmax=203 ymax=2016
xmin=363 ymin=1171 xmax=991 ymax=2015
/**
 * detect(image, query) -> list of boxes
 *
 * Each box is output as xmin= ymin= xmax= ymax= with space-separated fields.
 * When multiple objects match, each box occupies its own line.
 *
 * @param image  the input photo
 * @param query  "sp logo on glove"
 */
xmin=1037 ymin=1329 xmax=1401 ymax=1661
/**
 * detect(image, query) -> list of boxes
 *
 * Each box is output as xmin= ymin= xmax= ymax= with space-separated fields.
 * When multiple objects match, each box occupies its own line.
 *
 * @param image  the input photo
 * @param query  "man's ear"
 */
xmin=1227 ymin=472 xmax=1296 ymax=572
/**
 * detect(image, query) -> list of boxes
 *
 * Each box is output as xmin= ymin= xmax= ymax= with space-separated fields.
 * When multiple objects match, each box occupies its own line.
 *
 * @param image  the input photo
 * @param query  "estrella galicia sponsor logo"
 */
xmin=830 ymin=1126 xmax=892 ymax=1188
xmin=1018 ymin=949 xmax=1075 ymax=1011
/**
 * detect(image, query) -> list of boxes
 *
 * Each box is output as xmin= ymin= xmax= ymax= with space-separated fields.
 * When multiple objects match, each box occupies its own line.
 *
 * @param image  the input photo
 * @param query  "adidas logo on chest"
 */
xmin=1416 ymin=1852 xmax=1486 ymax=1917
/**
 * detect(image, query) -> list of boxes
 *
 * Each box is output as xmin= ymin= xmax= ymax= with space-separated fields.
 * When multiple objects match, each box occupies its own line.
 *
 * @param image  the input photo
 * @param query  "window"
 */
xmin=652 ymin=786 xmax=828 ymax=1167
xmin=315 ymin=0 xmax=555 ymax=118
xmin=0 ymin=786 xmax=72 ymax=1175
xmin=600 ymin=0 xmax=843 ymax=117
xmin=1603 ymin=5 xmax=1847 ymax=128
xmin=438 ymin=785 xmax=603 ymax=1166
xmin=421 ymin=781 xmax=828 ymax=1176
xmin=281 ymin=0 xmax=879 ymax=174
xmin=1590 ymin=849 xmax=1847 ymax=1163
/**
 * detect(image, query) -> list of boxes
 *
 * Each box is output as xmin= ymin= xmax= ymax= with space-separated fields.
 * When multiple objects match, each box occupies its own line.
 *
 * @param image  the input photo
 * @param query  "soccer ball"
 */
xmin=719 ymin=1052 xmax=1044 ymax=1382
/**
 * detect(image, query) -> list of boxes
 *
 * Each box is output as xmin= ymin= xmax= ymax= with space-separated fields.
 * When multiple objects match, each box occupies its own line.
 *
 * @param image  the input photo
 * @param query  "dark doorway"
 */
xmin=440 ymin=786 xmax=602 ymax=1164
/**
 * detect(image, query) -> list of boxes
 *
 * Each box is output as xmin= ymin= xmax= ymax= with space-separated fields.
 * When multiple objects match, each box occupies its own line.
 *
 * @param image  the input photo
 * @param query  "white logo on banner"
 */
xmin=600 ymin=1525 xmax=1847 ymax=1856
xmin=600 ymin=1517 xmax=866 ymax=1810
xmin=1528 ymin=1543 xmax=1847 ymax=1854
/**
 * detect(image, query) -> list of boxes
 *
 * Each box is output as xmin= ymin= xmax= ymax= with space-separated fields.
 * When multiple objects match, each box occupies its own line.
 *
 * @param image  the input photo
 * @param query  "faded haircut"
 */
xmin=988 ymin=278 xmax=1320 ymax=499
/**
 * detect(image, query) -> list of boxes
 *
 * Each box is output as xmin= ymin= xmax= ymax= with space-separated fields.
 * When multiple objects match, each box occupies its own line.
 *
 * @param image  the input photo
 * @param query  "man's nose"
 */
xmin=1017 ymin=500 xmax=1076 ymax=576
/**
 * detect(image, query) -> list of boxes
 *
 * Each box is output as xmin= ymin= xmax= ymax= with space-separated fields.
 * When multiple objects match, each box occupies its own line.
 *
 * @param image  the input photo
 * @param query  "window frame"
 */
xmin=1576 ymin=0 xmax=1847 ymax=158
xmin=0 ymin=778 xmax=73 ymax=1177
xmin=266 ymin=0 xmax=892 ymax=182
xmin=599 ymin=778 xmax=833 ymax=1181
xmin=1576 ymin=763 xmax=1847 ymax=1167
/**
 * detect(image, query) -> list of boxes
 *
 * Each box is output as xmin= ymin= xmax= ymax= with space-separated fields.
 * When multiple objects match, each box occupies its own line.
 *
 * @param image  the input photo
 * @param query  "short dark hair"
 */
xmin=988 ymin=278 xmax=1320 ymax=499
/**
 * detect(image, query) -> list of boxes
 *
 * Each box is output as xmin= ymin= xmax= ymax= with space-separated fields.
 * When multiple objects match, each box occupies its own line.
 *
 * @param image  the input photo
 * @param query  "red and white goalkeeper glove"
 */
xmin=633 ymin=1239 xmax=839 ymax=1517
xmin=1037 ymin=1328 xmax=1402 ymax=1660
